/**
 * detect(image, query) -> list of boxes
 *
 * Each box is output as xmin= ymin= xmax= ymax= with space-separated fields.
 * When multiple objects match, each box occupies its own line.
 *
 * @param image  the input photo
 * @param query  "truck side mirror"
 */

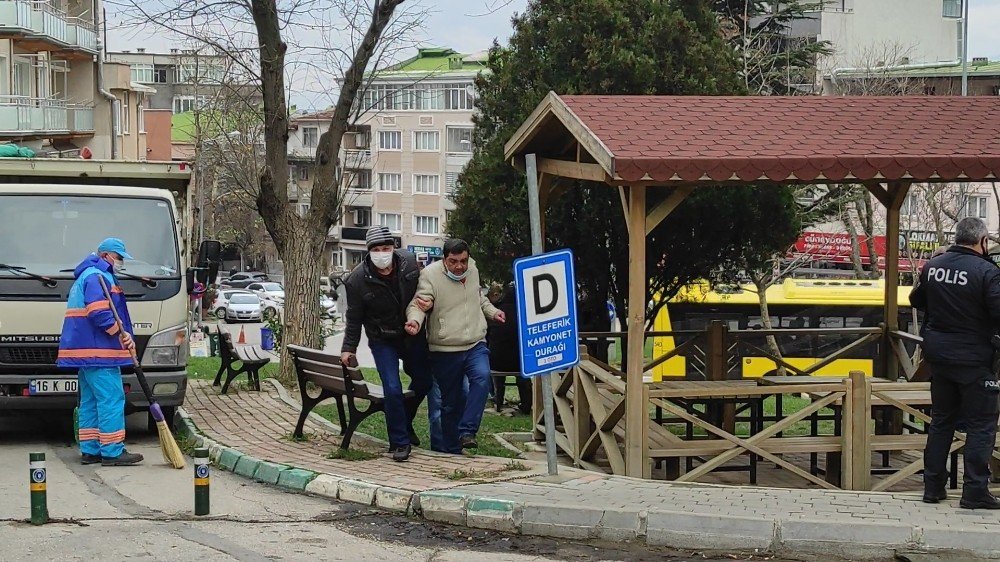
xmin=197 ymin=240 xmax=222 ymax=284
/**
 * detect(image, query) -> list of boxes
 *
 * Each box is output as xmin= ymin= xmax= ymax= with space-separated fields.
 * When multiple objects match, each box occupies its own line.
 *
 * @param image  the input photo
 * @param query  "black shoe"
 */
xmin=391 ymin=444 xmax=411 ymax=462
xmin=959 ymin=493 xmax=1000 ymax=510
xmin=101 ymin=450 xmax=144 ymax=466
xmin=459 ymin=434 xmax=478 ymax=449
xmin=408 ymin=429 xmax=421 ymax=447
xmin=922 ymin=488 xmax=947 ymax=503
xmin=81 ymin=453 xmax=102 ymax=465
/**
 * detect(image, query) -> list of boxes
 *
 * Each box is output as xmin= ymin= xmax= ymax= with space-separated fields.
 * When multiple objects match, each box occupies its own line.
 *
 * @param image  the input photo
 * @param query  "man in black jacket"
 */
xmin=341 ymin=226 xmax=432 ymax=461
xmin=487 ymin=282 xmax=532 ymax=414
xmin=911 ymin=217 xmax=1000 ymax=509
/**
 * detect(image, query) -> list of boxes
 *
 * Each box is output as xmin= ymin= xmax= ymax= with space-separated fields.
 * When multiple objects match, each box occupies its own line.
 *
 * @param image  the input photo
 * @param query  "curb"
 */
xmin=175 ymin=408 xmax=1000 ymax=561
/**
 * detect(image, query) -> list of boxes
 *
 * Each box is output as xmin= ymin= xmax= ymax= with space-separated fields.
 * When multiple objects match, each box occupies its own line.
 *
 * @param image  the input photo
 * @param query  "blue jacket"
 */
xmin=57 ymin=254 xmax=135 ymax=368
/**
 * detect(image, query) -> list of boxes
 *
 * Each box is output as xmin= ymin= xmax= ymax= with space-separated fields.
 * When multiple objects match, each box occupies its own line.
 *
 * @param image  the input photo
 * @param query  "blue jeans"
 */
xmin=431 ymin=342 xmax=491 ymax=454
xmin=77 ymin=366 xmax=125 ymax=458
xmin=369 ymin=339 xmax=432 ymax=447
xmin=426 ymin=376 xmax=469 ymax=453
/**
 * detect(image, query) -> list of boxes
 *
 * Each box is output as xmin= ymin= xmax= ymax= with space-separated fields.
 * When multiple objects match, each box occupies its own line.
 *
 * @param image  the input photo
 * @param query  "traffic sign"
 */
xmin=514 ymin=249 xmax=579 ymax=377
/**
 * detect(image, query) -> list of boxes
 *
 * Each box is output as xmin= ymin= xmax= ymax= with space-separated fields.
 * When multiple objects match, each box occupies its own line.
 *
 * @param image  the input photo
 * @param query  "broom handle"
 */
xmin=96 ymin=275 xmax=155 ymax=404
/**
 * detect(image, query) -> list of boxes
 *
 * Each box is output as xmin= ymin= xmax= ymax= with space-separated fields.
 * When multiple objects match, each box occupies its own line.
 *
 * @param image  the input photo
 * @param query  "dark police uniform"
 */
xmin=910 ymin=246 xmax=1000 ymax=504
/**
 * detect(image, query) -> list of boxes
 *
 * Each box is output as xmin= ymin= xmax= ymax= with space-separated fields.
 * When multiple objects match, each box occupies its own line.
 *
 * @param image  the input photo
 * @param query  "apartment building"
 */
xmin=287 ymin=47 xmax=485 ymax=271
xmin=107 ymin=48 xmax=232 ymax=113
xmin=0 ymin=0 xmax=148 ymax=158
xmin=776 ymin=0 xmax=962 ymax=91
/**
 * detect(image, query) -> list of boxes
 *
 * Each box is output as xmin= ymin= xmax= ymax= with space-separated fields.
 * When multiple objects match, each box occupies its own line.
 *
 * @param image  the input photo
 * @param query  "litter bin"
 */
xmin=261 ymin=327 xmax=275 ymax=351
xmin=202 ymin=326 xmax=220 ymax=357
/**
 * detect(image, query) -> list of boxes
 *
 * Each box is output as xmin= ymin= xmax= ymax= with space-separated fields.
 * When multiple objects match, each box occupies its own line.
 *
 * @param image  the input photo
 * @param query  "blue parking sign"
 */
xmin=514 ymin=249 xmax=580 ymax=377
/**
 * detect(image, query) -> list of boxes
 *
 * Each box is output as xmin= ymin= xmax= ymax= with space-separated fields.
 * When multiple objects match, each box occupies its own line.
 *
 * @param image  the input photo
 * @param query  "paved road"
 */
xmin=0 ymin=412 xmax=785 ymax=562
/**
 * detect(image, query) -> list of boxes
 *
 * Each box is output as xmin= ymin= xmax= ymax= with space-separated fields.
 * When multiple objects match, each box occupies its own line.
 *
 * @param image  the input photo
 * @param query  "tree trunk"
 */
xmin=753 ymin=278 xmax=785 ymax=376
xmin=844 ymin=200 xmax=867 ymax=278
xmin=858 ymin=193 xmax=880 ymax=279
xmin=275 ymin=225 xmax=325 ymax=386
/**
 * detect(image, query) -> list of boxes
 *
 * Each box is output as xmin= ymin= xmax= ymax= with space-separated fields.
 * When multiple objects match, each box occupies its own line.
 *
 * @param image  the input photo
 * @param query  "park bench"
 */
xmin=287 ymin=345 xmax=417 ymax=450
xmin=212 ymin=331 xmax=270 ymax=394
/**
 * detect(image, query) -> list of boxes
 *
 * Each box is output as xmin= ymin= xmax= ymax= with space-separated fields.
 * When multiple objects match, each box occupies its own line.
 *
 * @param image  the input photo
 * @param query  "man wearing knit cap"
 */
xmin=341 ymin=226 xmax=432 ymax=461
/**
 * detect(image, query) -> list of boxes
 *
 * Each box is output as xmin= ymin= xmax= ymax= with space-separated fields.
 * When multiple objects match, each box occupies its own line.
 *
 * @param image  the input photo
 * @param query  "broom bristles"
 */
xmin=156 ymin=420 xmax=186 ymax=469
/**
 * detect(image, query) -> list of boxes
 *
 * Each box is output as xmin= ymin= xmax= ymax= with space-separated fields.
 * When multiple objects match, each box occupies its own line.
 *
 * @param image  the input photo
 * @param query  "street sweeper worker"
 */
xmin=57 ymin=238 xmax=144 ymax=467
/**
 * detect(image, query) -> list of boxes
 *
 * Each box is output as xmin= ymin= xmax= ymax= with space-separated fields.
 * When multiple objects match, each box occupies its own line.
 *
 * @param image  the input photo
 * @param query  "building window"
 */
xmin=130 ymin=64 xmax=154 ymax=83
xmin=175 ymin=62 xmax=223 ymax=84
xmin=413 ymin=130 xmax=440 ymax=151
xmin=377 ymin=173 xmax=402 ymax=192
xmin=303 ymin=126 xmax=319 ymax=148
xmin=943 ymin=0 xmax=962 ymax=18
xmin=137 ymin=93 xmax=145 ymax=133
xmin=378 ymin=212 xmax=402 ymax=233
xmin=956 ymin=20 xmax=963 ymax=59
xmin=966 ymin=195 xmax=988 ymax=219
xmin=172 ymin=95 xmax=206 ymax=114
xmin=413 ymin=174 xmax=440 ymax=194
xmin=331 ymin=251 xmax=343 ymax=268
xmin=121 ymin=91 xmax=130 ymax=134
xmin=446 ymin=126 xmax=473 ymax=153
xmin=362 ymin=81 xmax=475 ymax=111
xmin=153 ymin=66 xmax=169 ymax=83
xmin=298 ymin=165 xmax=309 ymax=181
xmin=901 ymin=192 xmax=919 ymax=216
xmin=414 ymin=215 xmax=440 ymax=235
xmin=378 ymin=130 xmax=402 ymax=150
xmin=299 ymin=203 xmax=310 ymax=217
xmin=444 ymin=83 xmax=475 ymax=110
xmin=445 ymin=172 xmax=460 ymax=197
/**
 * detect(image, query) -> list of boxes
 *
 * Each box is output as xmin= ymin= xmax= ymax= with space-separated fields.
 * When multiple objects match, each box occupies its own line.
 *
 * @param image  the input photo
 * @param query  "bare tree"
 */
xmin=115 ymin=0 xmax=421 ymax=384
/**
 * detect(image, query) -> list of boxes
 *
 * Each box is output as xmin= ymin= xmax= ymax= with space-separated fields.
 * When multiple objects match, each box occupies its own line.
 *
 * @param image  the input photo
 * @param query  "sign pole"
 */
xmin=526 ymin=153 xmax=559 ymax=476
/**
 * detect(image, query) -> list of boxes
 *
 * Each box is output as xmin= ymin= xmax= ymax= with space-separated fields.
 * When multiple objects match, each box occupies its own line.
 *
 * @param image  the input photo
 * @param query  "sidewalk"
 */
xmin=178 ymin=380 xmax=1000 ymax=561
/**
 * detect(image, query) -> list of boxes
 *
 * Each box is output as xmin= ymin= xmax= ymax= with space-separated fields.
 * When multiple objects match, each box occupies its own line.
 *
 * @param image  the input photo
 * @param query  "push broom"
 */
xmin=97 ymin=275 xmax=186 ymax=469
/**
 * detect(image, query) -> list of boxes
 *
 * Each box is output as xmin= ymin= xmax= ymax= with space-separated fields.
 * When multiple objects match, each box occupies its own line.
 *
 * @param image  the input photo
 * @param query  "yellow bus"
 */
xmin=652 ymin=279 xmax=914 ymax=381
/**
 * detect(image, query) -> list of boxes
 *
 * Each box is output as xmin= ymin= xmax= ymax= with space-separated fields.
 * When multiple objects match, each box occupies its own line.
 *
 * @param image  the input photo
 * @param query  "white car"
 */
xmin=211 ymin=289 xmax=254 ymax=320
xmin=320 ymin=295 xmax=338 ymax=319
xmin=247 ymin=282 xmax=285 ymax=303
xmin=225 ymin=294 xmax=263 ymax=323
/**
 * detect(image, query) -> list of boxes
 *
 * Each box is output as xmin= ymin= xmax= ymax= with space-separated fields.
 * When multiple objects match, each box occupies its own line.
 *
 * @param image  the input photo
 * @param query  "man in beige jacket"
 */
xmin=405 ymin=239 xmax=505 ymax=453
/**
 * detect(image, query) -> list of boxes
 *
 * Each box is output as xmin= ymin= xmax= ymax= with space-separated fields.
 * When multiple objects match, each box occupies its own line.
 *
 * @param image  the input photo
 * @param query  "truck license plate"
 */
xmin=29 ymin=378 xmax=78 ymax=395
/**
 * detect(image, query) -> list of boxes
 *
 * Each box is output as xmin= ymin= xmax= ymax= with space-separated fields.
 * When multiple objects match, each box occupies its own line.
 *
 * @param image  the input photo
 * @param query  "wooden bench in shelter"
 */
xmin=287 ymin=345 xmax=418 ymax=449
xmin=212 ymin=331 xmax=270 ymax=394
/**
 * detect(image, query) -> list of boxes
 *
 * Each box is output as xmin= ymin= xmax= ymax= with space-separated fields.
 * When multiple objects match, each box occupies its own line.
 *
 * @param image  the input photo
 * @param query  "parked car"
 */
xmin=247 ymin=282 xmax=285 ymax=303
xmin=225 ymin=294 xmax=263 ymax=323
xmin=320 ymin=295 xmax=338 ymax=319
xmin=210 ymin=288 xmax=253 ymax=320
xmin=222 ymin=272 xmax=268 ymax=289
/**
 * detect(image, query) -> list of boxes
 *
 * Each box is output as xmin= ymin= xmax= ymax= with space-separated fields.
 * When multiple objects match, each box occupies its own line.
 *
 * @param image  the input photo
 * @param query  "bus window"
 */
xmin=778 ymin=316 xmax=813 ymax=356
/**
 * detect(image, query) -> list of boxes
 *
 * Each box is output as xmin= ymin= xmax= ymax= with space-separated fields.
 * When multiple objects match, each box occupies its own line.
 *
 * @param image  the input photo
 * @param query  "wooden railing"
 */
xmin=538 ymin=326 xmax=997 ymax=491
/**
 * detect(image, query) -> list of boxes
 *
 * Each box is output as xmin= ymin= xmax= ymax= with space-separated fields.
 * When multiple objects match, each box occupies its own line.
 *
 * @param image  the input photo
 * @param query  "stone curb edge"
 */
xmin=173 ymin=410 xmax=997 ymax=560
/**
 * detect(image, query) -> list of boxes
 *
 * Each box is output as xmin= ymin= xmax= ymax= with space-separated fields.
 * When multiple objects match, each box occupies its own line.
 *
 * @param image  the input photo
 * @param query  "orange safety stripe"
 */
xmin=106 ymin=323 xmax=120 ymax=336
xmin=78 ymin=432 xmax=99 ymax=441
xmin=65 ymin=308 xmax=89 ymax=318
xmin=110 ymin=285 xmax=123 ymax=294
xmin=85 ymin=300 xmax=111 ymax=313
xmin=57 ymin=348 xmax=132 ymax=359
xmin=98 ymin=430 xmax=126 ymax=444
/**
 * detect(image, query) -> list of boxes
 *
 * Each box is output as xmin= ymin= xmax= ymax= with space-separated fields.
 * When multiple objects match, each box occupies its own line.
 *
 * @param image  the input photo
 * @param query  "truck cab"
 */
xmin=0 ymin=172 xmax=194 ymax=421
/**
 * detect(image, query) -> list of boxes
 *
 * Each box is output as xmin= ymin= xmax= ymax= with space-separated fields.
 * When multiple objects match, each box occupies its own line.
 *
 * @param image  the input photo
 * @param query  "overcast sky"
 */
xmin=105 ymin=0 xmax=1000 ymax=110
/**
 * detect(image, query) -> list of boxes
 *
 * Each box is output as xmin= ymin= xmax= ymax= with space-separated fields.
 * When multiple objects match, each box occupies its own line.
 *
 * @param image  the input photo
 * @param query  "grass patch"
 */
xmin=327 ymin=448 xmax=379 ymax=461
xmin=283 ymin=432 xmax=313 ymax=443
xmin=441 ymin=459 xmax=530 ymax=481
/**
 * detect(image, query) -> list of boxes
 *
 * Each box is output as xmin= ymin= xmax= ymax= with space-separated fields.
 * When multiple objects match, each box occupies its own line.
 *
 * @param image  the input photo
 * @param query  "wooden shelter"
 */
xmin=504 ymin=92 xmax=1000 ymax=478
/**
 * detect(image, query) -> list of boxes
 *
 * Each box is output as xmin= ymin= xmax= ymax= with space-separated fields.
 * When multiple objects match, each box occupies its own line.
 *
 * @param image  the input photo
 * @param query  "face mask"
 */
xmin=113 ymin=261 xmax=124 ymax=273
xmin=369 ymin=251 xmax=393 ymax=270
xmin=445 ymin=267 xmax=468 ymax=282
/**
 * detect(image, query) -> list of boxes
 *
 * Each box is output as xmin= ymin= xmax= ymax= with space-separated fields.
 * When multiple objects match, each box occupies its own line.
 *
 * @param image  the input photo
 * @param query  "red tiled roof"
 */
xmin=557 ymin=95 xmax=1000 ymax=183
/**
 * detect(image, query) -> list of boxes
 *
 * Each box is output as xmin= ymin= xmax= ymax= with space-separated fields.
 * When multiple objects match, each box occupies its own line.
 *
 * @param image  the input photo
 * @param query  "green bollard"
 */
xmin=29 ymin=452 xmax=48 ymax=525
xmin=194 ymin=448 xmax=210 ymax=516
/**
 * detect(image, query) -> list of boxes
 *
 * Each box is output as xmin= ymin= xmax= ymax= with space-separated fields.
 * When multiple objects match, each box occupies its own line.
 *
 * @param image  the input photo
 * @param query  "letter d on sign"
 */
xmin=532 ymin=273 xmax=558 ymax=315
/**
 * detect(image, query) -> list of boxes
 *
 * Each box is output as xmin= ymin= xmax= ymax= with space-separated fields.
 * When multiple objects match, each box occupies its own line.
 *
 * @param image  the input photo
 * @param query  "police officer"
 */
xmin=911 ymin=217 xmax=1000 ymax=509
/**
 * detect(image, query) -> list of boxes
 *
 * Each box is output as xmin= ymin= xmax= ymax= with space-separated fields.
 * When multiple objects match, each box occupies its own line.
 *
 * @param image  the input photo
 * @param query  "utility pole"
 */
xmin=961 ymin=0 xmax=970 ymax=96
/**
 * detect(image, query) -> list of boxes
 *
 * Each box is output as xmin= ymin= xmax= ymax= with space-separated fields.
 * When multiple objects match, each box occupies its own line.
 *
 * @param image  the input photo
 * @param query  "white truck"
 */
xmin=0 ymin=160 xmax=217 ymax=425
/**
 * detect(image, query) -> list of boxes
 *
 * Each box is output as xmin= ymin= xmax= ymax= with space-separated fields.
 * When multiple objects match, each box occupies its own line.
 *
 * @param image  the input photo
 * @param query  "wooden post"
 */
xmin=573 ymin=346 xmax=591 ymax=468
xmin=625 ymin=184 xmax=647 ymax=478
xmin=848 ymin=369 xmax=871 ymax=490
xmin=881 ymin=181 xmax=911 ymax=381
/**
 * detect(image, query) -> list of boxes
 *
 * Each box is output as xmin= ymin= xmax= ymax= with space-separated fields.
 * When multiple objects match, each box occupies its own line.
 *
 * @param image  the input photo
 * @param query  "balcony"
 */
xmin=340 ymin=226 xmax=369 ymax=242
xmin=0 ymin=0 xmax=98 ymax=54
xmin=343 ymin=187 xmax=373 ymax=207
xmin=344 ymin=149 xmax=372 ymax=168
xmin=0 ymin=96 xmax=94 ymax=136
